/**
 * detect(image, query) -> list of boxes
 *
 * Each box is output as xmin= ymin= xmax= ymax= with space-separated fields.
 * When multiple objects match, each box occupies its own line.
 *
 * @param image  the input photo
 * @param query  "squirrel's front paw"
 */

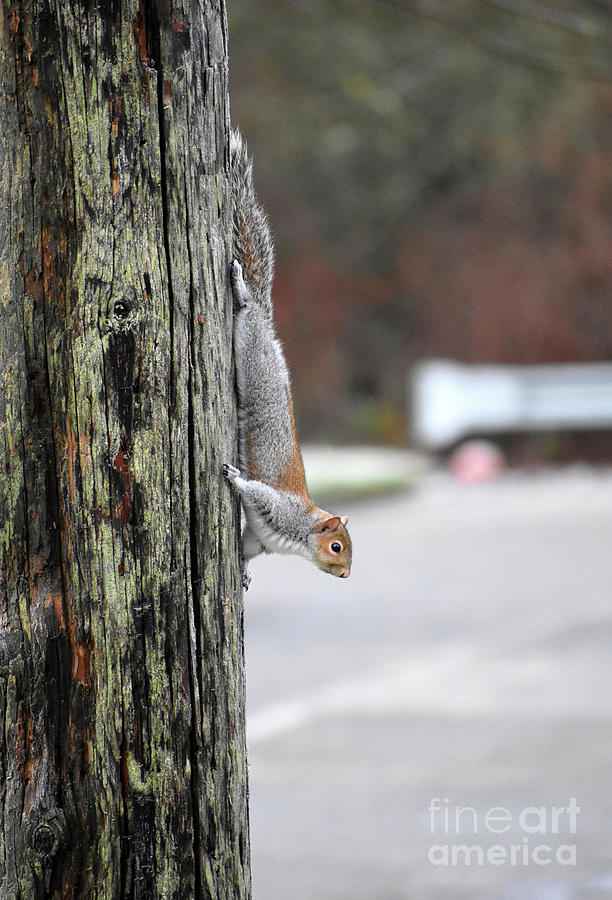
xmin=223 ymin=463 xmax=241 ymax=485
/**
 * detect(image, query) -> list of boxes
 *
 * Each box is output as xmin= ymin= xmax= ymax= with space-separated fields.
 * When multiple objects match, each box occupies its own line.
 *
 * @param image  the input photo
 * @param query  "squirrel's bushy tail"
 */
xmin=230 ymin=129 xmax=274 ymax=319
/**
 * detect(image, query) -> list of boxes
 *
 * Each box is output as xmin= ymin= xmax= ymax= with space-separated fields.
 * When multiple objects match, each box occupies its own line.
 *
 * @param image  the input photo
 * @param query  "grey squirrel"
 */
xmin=224 ymin=130 xmax=352 ymax=589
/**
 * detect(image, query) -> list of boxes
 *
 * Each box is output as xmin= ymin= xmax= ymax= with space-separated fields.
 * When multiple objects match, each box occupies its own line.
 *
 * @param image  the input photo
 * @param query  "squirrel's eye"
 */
xmin=331 ymin=541 xmax=342 ymax=554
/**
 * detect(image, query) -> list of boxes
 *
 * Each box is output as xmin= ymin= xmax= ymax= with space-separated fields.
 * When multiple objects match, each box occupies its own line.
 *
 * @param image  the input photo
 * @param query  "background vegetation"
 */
xmin=229 ymin=0 xmax=612 ymax=449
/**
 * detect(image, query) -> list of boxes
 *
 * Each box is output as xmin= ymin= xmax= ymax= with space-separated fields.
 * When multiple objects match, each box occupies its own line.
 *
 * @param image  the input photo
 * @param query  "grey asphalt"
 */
xmin=243 ymin=468 xmax=612 ymax=900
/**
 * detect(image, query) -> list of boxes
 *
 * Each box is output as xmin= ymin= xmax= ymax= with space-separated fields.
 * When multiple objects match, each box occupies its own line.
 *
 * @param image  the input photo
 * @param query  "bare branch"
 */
xmin=480 ymin=0 xmax=612 ymax=39
xmin=382 ymin=0 xmax=612 ymax=81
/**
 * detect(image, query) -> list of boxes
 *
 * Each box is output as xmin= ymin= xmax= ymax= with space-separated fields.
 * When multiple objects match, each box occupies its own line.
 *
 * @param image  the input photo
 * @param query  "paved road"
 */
xmin=244 ymin=469 xmax=612 ymax=900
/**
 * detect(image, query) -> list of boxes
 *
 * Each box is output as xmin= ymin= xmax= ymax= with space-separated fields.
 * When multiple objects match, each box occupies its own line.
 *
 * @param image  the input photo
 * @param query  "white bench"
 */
xmin=411 ymin=360 xmax=612 ymax=449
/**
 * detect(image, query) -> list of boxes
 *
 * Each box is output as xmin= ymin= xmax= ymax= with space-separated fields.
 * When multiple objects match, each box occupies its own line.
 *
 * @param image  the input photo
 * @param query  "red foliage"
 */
xmin=273 ymin=91 xmax=612 ymax=444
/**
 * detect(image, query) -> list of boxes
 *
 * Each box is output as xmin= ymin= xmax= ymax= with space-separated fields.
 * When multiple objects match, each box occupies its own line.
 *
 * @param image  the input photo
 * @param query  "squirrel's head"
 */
xmin=312 ymin=513 xmax=352 ymax=579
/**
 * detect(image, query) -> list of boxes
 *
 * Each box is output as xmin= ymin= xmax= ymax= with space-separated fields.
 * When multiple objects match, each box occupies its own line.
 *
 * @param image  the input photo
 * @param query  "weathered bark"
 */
xmin=0 ymin=1 xmax=250 ymax=897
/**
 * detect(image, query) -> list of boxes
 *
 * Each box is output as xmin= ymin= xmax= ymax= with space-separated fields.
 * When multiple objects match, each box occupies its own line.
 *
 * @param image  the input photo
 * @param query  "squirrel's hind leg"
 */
xmin=231 ymin=260 xmax=251 ymax=308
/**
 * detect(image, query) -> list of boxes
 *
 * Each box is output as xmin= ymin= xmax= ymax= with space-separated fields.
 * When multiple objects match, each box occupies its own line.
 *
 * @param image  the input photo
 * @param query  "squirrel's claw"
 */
xmin=241 ymin=566 xmax=252 ymax=591
xmin=223 ymin=463 xmax=241 ymax=484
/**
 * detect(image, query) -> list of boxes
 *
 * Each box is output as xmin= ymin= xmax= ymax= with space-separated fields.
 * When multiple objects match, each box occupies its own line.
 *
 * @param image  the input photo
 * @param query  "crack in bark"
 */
xmin=146 ymin=1 xmax=205 ymax=895
xmin=184 ymin=159 xmax=206 ymax=900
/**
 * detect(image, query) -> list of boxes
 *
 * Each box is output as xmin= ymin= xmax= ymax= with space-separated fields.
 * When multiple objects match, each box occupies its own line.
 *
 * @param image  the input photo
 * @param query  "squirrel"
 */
xmin=224 ymin=130 xmax=352 ymax=590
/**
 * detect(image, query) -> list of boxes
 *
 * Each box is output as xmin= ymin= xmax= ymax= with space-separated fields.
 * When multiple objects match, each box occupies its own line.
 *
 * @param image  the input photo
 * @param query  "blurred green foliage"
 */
xmin=229 ymin=0 xmax=612 ymax=446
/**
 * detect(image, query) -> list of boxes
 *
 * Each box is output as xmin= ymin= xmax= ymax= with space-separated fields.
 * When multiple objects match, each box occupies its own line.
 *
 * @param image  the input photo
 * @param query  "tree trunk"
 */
xmin=0 ymin=1 xmax=250 ymax=897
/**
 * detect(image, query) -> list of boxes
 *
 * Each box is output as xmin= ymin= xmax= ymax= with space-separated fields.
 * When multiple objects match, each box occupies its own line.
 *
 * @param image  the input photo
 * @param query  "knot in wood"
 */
xmin=113 ymin=300 xmax=130 ymax=319
xmin=28 ymin=812 xmax=67 ymax=862
xmin=32 ymin=823 xmax=55 ymax=858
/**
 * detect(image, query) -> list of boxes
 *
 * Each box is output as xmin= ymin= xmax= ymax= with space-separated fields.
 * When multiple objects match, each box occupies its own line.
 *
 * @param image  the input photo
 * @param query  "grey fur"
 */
xmin=226 ymin=131 xmax=352 ymax=589
xmin=231 ymin=261 xmax=296 ymax=485
xmin=224 ymin=464 xmax=316 ymax=551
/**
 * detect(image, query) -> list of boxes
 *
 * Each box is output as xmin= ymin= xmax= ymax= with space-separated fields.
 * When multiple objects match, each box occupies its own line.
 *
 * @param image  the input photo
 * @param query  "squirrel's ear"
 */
xmin=341 ymin=515 xmax=349 ymax=526
xmin=315 ymin=516 xmax=342 ymax=533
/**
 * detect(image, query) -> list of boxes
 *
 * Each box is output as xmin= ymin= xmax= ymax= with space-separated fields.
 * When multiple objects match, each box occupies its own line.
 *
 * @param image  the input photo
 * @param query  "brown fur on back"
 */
xmin=277 ymin=391 xmax=311 ymax=503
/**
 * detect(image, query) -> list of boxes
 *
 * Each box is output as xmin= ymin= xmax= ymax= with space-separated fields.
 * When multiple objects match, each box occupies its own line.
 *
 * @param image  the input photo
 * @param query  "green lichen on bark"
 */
xmin=0 ymin=1 xmax=250 ymax=896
